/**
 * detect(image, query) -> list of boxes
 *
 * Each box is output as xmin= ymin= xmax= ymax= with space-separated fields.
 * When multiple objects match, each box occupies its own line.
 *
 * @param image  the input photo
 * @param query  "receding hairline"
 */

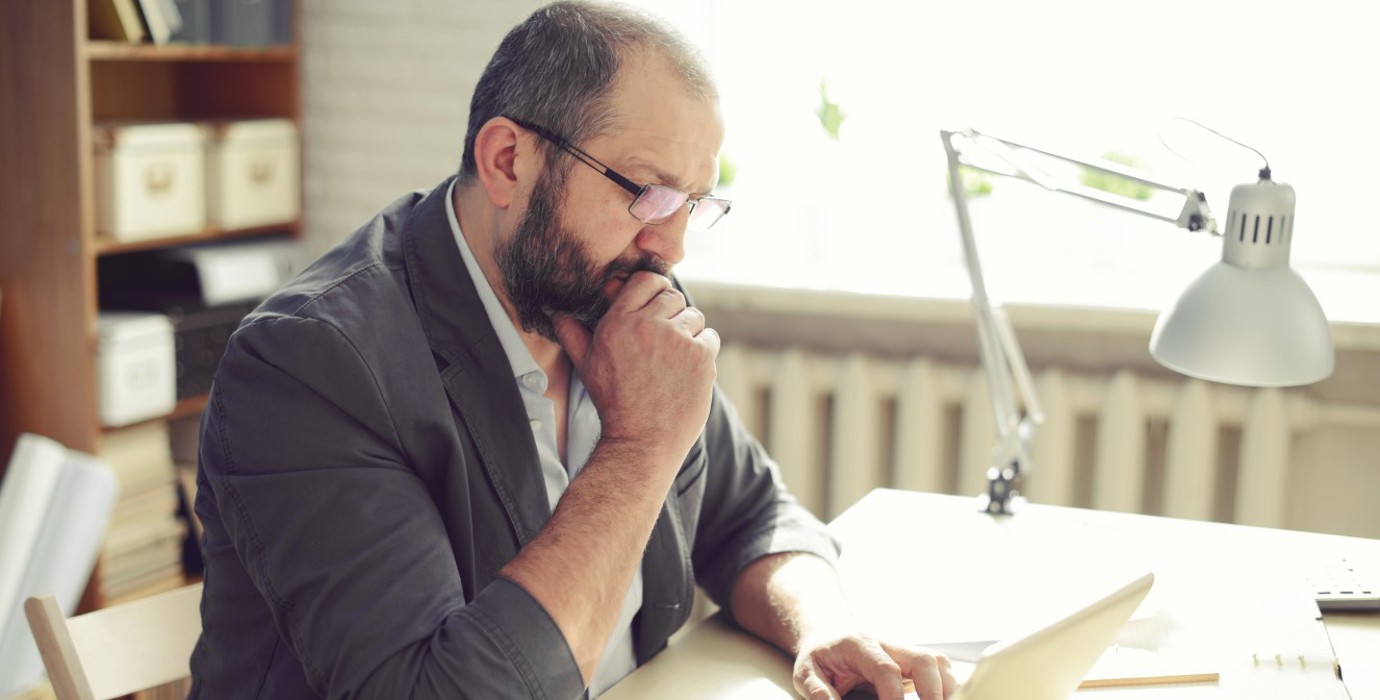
xmin=458 ymin=0 xmax=719 ymax=184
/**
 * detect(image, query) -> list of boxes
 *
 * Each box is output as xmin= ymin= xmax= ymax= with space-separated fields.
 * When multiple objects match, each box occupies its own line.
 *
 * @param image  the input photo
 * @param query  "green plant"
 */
xmin=717 ymin=153 xmax=737 ymax=188
xmin=946 ymin=165 xmax=994 ymax=198
xmin=816 ymin=80 xmax=845 ymax=140
xmin=1082 ymin=151 xmax=1154 ymax=201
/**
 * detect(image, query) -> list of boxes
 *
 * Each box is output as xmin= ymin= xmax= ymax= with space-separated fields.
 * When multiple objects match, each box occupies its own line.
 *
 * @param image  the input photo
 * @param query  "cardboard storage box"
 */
xmin=205 ymin=119 xmax=300 ymax=230
xmin=97 ymin=312 xmax=178 ymax=428
xmin=94 ymin=123 xmax=207 ymax=242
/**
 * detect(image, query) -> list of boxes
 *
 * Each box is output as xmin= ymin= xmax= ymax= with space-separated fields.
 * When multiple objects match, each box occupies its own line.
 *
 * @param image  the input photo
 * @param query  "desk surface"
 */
xmin=604 ymin=490 xmax=1380 ymax=699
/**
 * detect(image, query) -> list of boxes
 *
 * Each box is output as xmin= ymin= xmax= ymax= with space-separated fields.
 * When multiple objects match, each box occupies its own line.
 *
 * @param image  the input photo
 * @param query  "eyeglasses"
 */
xmin=505 ymin=116 xmax=732 ymax=231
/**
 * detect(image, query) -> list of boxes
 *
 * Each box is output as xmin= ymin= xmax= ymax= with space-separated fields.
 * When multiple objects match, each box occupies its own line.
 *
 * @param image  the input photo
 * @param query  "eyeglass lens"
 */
xmin=631 ymin=184 xmax=729 ymax=230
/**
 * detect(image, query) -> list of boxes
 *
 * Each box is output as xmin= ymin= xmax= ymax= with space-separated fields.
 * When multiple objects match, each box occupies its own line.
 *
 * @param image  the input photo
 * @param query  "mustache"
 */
xmin=605 ymin=254 xmax=670 ymax=282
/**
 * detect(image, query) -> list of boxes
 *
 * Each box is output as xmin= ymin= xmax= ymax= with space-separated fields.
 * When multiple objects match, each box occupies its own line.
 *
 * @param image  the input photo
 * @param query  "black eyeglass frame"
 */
xmin=504 ymin=115 xmax=731 ymax=230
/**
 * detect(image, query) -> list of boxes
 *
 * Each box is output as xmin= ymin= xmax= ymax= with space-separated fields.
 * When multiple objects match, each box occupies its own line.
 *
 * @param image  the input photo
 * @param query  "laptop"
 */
xmin=948 ymin=571 xmax=1155 ymax=700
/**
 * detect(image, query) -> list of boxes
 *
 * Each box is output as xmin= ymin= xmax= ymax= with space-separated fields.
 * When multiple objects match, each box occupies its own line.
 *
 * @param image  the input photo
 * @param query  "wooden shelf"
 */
xmin=101 ymin=394 xmax=210 ymax=434
xmin=167 ymin=394 xmax=210 ymax=422
xmin=3 ymin=0 xmax=302 ymax=617
xmin=97 ymin=221 xmax=300 ymax=256
xmin=86 ymin=41 xmax=296 ymax=62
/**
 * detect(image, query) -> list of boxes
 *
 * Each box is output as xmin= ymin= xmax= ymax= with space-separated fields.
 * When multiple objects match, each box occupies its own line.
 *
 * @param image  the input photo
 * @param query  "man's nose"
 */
xmin=634 ymin=209 xmax=688 ymax=267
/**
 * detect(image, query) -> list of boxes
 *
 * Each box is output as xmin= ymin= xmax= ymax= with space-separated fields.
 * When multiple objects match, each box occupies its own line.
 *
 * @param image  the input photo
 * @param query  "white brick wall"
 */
xmin=301 ymin=0 xmax=546 ymax=256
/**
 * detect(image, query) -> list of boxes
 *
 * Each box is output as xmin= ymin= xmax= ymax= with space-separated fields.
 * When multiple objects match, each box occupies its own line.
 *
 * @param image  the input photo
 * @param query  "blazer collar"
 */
xmin=400 ymin=177 xmax=550 ymax=545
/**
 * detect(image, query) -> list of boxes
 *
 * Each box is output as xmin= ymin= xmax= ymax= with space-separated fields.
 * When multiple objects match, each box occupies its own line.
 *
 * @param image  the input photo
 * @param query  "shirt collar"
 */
xmin=446 ymin=180 xmax=541 ymax=381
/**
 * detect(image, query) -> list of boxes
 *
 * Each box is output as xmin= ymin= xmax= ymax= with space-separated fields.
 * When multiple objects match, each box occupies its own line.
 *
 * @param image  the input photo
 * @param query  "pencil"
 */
xmin=1077 ymin=670 xmax=1221 ymax=689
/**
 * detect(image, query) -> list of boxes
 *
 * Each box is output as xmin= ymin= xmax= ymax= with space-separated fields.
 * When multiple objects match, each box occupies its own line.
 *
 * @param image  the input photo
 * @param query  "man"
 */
xmin=190 ymin=2 xmax=957 ymax=698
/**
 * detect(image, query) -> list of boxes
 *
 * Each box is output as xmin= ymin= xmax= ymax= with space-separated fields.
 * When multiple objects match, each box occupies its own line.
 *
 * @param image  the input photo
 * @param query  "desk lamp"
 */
xmin=940 ymin=128 xmax=1334 ymax=515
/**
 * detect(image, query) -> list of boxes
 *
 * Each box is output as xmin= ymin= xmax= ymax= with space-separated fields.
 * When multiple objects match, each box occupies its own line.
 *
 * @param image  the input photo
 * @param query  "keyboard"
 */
xmin=1308 ymin=558 xmax=1380 ymax=612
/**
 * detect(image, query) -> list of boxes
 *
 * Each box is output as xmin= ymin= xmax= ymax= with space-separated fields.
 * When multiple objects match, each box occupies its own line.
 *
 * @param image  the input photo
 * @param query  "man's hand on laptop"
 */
xmin=793 ymin=633 xmax=959 ymax=700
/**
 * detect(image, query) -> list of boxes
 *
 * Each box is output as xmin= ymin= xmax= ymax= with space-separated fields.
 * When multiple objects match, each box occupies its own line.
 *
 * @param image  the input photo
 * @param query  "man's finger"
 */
xmin=647 ymin=287 xmax=687 ymax=318
xmin=794 ymin=659 xmax=842 ymax=700
xmin=939 ymin=655 xmax=959 ymax=699
xmin=883 ymin=643 xmax=950 ymax=700
xmin=801 ymin=672 xmax=841 ymax=700
xmin=551 ymin=313 xmax=591 ymax=366
xmin=695 ymin=326 xmax=721 ymax=356
xmin=609 ymin=271 xmax=672 ymax=313
xmin=856 ymin=644 xmax=906 ymax=700
xmin=670 ymin=306 xmax=706 ymax=336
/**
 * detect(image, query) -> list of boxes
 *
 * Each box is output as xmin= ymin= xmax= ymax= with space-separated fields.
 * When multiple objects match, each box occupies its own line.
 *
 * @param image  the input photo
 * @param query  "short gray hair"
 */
xmin=458 ymin=0 xmax=716 ymax=185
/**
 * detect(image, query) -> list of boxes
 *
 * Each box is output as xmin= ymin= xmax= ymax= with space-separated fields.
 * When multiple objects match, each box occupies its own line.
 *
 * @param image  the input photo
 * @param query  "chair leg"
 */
xmin=24 ymin=595 xmax=96 ymax=700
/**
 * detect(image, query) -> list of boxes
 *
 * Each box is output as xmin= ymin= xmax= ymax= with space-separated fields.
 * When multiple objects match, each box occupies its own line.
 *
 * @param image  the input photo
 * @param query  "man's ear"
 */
xmin=472 ymin=117 xmax=533 ymax=209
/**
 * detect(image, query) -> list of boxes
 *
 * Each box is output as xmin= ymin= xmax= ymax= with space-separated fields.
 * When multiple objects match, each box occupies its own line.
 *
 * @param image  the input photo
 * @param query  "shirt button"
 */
xmin=530 ymin=419 xmax=541 ymax=431
xmin=522 ymin=374 xmax=540 ymax=389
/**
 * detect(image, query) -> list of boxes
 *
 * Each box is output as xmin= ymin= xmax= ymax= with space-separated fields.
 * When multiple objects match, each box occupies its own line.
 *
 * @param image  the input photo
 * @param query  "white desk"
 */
xmin=605 ymin=490 xmax=1380 ymax=699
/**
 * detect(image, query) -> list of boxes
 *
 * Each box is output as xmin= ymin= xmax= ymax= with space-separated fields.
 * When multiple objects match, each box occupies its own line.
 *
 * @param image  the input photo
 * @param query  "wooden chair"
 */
xmin=24 ymin=583 xmax=203 ymax=700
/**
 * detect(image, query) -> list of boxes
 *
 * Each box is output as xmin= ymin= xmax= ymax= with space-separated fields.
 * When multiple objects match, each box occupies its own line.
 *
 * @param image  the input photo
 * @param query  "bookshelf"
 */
xmin=0 ymin=0 xmax=301 ymax=610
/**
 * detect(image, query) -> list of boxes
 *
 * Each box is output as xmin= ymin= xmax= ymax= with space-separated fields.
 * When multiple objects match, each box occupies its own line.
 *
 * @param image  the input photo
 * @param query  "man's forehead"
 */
xmin=617 ymin=121 xmax=721 ymax=182
xmin=558 ymin=47 xmax=719 ymax=192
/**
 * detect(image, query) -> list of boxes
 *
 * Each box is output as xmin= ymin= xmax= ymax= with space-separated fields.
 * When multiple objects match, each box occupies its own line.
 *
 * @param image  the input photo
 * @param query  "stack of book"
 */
xmin=88 ymin=0 xmax=183 ymax=45
xmin=98 ymin=421 xmax=187 ymax=605
xmin=88 ymin=0 xmax=293 ymax=47
xmin=169 ymin=416 xmax=203 ymax=545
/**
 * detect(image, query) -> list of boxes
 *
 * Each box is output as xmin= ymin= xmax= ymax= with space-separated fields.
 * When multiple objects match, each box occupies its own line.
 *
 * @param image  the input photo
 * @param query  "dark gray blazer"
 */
xmin=188 ymin=178 xmax=838 ymax=699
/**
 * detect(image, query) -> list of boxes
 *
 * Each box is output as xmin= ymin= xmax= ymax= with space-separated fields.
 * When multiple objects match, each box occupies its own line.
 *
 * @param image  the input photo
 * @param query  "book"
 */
xmin=101 ymin=516 xmax=186 ymax=586
xmin=109 ymin=481 xmax=180 ymax=528
xmin=102 ymin=562 xmax=185 ymax=604
xmin=0 ymin=446 xmax=119 ymax=698
xmin=134 ymin=0 xmax=171 ymax=45
xmin=100 ymin=420 xmax=177 ymax=497
xmin=87 ymin=0 xmax=148 ymax=42
xmin=0 ymin=434 xmax=67 ymax=642
xmin=97 ymin=421 xmax=188 ymax=606
xmin=1109 ymin=595 xmax=1349 ymax=697
xmin=156 ymin=0 xmax=183 ymax=36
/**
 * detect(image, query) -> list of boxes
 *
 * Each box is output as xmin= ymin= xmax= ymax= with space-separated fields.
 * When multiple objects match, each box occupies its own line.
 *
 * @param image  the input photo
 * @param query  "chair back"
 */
xmin=24 ymin=583 xmax=203 ymax=700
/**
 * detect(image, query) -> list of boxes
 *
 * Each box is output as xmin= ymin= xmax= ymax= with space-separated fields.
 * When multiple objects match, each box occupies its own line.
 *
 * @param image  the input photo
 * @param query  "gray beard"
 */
xmin=497 ymin=170 xmax=668 ymax=343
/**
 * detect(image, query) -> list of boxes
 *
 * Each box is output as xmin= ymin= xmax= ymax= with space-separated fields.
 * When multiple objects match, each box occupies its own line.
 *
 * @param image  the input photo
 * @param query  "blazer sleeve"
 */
xmin=688 ymin=384 xmax=842 ymax=611
xmin=201 ymin=314 xmax=584 ymax=700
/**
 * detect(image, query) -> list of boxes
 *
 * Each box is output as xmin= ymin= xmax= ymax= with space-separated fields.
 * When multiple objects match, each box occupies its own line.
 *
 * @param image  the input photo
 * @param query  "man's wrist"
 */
xmin=591 ymin=433 xmax=688 ymax=479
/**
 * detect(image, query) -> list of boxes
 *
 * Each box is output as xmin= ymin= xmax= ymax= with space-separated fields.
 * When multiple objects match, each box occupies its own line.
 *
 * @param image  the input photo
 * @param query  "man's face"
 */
xmin=497 ymin=49 xmax=725 ymax=342
xmin=497 ymin=167 xmax=667 ymax=341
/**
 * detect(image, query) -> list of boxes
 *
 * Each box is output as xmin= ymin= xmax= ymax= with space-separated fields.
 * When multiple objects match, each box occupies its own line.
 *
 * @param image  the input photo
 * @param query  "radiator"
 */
xmin=716 ymin=343 xmax=1358 ymax=526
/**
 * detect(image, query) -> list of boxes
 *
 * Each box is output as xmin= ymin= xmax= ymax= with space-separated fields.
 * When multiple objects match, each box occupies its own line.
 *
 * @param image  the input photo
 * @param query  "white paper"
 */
xmin=0 ymin=451 xmax=119 ymax=697
xmin=0 ymin=435 xmax=67 ymax=645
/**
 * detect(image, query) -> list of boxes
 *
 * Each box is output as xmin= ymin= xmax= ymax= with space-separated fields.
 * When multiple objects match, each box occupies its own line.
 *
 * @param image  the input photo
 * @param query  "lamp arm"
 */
xmin=946 ymin=128 xmax=1219 ymax=235
xmin=943 ymin=132 xmax=1043 ymax=514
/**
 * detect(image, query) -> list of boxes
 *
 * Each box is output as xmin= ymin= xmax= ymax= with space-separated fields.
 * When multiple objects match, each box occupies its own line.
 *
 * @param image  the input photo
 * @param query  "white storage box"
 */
xmin=97 ymin=312 xmax=177 ymax=428
xmin=94 ymin=123 xmax=207 ymax=242
xmin=205 ymin=119 xmax=300 ymax=230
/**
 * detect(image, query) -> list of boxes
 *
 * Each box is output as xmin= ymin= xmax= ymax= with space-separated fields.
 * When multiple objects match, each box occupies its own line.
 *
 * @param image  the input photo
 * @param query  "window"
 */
xmin=633 ymin=0 xmax=1380 ymax=316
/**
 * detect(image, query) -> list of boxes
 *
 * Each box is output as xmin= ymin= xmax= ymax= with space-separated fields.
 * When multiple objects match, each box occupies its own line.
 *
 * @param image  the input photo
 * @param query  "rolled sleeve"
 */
xmin=689 ymin=386 xmax=841 ymax=611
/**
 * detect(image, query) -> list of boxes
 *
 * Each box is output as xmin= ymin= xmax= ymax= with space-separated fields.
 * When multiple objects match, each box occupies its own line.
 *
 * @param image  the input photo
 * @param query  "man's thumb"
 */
xmin=551 ymin=313 xmax=591 ymax=365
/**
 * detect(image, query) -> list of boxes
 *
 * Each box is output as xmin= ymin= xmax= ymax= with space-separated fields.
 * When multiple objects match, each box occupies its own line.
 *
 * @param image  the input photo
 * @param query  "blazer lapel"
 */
xmin=400 ymin=177 xmax=550 ymax=546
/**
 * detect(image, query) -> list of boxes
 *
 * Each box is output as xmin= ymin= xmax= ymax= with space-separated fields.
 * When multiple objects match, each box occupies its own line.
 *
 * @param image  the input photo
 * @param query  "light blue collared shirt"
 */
xmin=446 ymin=181 xmax=641 ymax=697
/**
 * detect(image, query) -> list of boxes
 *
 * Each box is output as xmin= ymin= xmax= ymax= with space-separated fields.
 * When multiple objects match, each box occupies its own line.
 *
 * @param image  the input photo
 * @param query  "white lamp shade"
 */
xmin=1150 ymin=261 xmax=1333 ymax=387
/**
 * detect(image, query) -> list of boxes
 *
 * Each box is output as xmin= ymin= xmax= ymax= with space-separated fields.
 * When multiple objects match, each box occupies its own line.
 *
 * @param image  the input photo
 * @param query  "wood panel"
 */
xmin=87 ymin=42 xmax=296 ymax=62
xmin=0 ymin=0 xmax=99 ymax=463
xmin=97 ymin=221 xmax=300 ymax=256
xmin=90 ymin=62 xmax=181 ymax=121
xmin=179 ymin=62 xmax=298 ymax=119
